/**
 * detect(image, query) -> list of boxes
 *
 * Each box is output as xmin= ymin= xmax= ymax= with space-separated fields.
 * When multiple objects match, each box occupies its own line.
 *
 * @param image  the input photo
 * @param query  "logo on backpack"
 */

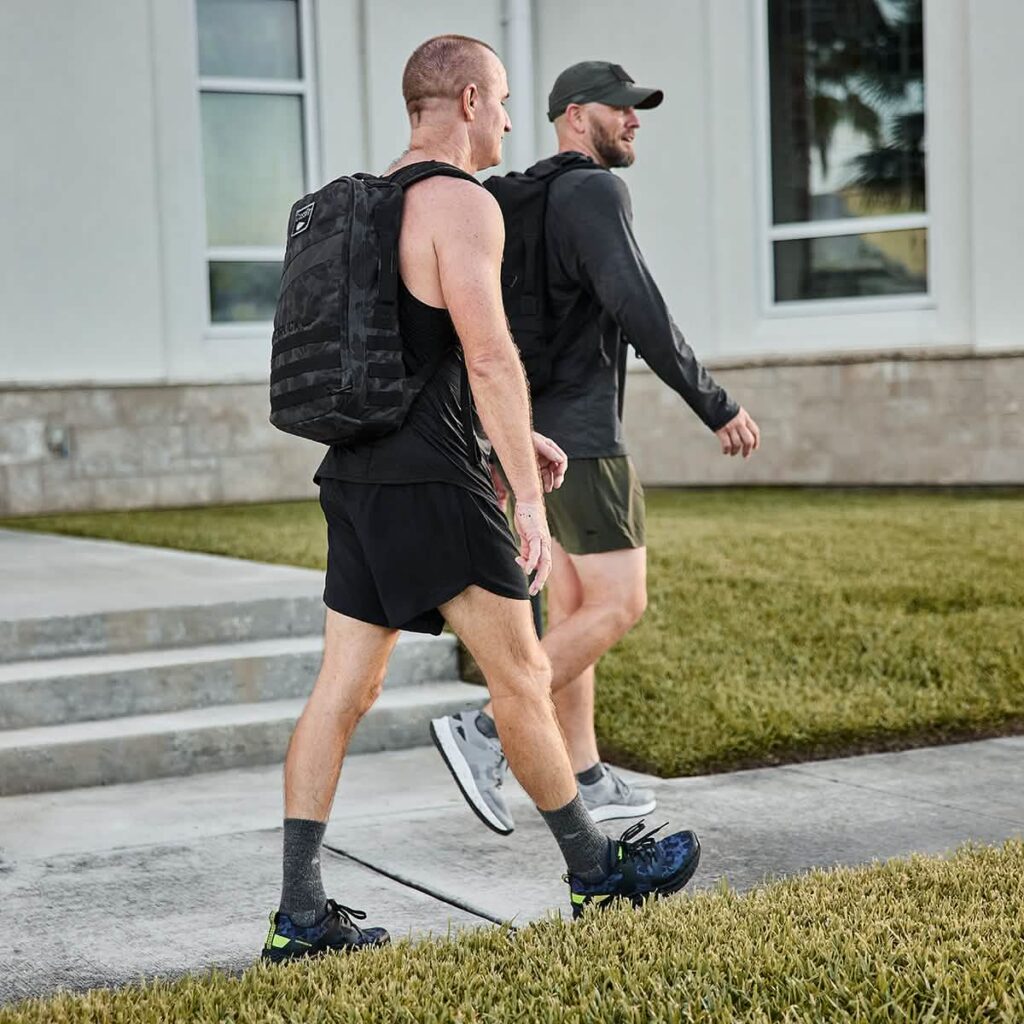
xmin=291 ymin=202 xmax=315 ymax=236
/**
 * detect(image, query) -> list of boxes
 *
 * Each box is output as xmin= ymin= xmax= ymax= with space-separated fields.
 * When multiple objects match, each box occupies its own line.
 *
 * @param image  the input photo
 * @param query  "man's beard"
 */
xmin=591 ymin=120 xmax=636 ymax=168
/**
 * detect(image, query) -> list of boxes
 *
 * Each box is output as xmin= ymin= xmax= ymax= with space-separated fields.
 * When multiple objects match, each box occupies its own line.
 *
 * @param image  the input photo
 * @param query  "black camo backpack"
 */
xmin=270 ymin=162 xmax=478 ymax=444
xmin=483 ymin=152 xmax=597 ymax=393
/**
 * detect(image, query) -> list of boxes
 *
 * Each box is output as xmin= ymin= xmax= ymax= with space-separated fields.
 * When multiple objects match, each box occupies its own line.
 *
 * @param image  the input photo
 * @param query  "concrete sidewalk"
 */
xmin=2 ymin=737 xmax=1022 ymax=1004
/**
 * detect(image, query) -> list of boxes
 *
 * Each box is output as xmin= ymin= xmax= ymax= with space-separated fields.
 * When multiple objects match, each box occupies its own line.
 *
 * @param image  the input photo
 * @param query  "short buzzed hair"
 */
xmin=402 ymin=34 xmax=498 ymax=116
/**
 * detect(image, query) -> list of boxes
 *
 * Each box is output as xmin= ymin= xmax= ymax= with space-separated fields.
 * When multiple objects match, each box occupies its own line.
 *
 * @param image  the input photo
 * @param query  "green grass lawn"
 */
xmin=5 ymin=488 xmax=1023 ymax=777
xmin=4 ymin=841 xmax=1022 ymax=1024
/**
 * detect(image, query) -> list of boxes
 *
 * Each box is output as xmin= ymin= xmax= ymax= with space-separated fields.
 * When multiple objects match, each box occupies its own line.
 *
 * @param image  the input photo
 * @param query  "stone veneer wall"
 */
xmin=0 ymin=384 xmax=320 ymax=516
xmin=1 ymin=352 xmax=1021 ymax=516
xmin=624 ymin=351 xmax=1024 ymax=486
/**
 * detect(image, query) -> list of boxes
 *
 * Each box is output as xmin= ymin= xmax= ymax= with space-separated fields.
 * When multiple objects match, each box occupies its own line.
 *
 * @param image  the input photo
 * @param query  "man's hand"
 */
xmin=513 ymin=500 xmax=552 ymax=596
xmin=533 ymin=432 xmax=568 ymax=493
xmin=715 ymin=407 xmax=761 ymax=458
xmin=490 ymin=433 xmax=567 ymax=508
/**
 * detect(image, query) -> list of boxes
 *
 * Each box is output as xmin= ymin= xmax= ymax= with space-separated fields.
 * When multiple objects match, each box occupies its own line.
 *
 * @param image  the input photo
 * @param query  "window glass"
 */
xmin=773 ymin=228 xmax=927 ymax=301
xmin=201 ymin=92 xmax=305 ymax=248
xmin=209 ymin=262 xmax=283 ymax=322
xmin=768 ymin=0 xmax=925 ymax=225
xmin=198 ymin=0 xmax=300 ymax=79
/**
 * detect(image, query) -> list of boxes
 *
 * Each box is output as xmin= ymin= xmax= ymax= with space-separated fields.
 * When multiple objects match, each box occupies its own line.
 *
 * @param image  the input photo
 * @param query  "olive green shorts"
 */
xmin=544 ymin=455 xmax=647 ymax=556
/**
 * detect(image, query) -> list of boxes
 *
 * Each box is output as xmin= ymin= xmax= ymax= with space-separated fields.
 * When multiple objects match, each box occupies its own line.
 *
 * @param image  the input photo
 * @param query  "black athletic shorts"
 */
xmin=319 ymin=478 xmax=530 ymax=635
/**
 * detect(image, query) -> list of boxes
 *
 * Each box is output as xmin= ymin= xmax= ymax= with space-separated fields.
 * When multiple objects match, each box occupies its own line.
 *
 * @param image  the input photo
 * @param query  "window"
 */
xmin=196 ymin=0 xmax=319 ymax=327
xmin=763 ymin=0 xmax=926 ymax=307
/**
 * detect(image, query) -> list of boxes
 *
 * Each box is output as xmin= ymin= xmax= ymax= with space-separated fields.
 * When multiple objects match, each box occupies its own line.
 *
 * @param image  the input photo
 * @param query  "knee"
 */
xmin=629 ymin=587 xmax=648 ymax=625
xmin=315 ymin=664 xmax=385 ymax=718
xmin=496 ymin=649 xmax=552 ymax=703
xmin=609 ymin=587 xmax=647 ymax=634
xmin=352 ymin=675 xmax=384 ymax=716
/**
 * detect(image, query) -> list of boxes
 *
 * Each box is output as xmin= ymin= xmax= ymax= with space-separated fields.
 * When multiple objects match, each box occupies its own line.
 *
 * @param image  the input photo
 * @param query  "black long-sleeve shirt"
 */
xmin=530 ymin=154 xmax=738 ymax=458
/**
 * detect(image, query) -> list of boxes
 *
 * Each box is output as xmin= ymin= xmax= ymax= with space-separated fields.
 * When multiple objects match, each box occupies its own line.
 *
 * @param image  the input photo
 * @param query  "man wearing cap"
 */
xmin=432 ymin=62 xmax=760 ymax=833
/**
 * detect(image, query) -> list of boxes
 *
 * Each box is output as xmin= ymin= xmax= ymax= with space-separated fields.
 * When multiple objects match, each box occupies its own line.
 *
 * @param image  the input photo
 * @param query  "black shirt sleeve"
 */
xmin=550 ymin=171 xmax=739 ymax=432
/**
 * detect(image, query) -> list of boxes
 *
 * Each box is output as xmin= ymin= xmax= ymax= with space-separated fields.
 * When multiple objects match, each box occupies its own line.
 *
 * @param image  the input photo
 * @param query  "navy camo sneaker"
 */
xmin=567 ymin=821 xmax=701 ymax=919
xmin=261 ymin=899 xmax=390 ymax=963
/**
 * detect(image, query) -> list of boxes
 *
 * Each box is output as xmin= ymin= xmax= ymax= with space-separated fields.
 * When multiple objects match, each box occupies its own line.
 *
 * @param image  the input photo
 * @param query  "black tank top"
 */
xmin=314 ymin=279 xmax=493 ymax=500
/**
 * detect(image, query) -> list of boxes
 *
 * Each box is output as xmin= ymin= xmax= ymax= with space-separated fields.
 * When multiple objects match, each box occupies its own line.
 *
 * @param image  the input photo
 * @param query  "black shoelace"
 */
xmin=325 ymin=899 xmax=367 ymax=929
xmin=616 ymin=821 xmax=669 ymax=867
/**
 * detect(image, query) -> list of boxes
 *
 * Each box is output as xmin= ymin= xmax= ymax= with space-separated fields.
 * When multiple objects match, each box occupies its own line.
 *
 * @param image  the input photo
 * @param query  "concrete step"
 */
xmin=0 ymin=594 xmax=327 ymax=664
xmin=0 ymin=681 xmax=486 ymax=796
xmin=0 ymin=633 xmax=459 ymax=730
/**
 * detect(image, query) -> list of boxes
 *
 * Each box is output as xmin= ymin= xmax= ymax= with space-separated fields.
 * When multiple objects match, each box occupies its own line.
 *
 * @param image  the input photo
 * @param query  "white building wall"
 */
xmin=4 ymin=0 xmax=1020 ymax=390
xmin=0 ymin=0 xmax=1021 ymax=514
xmin=968 ymin=1 xmax=1024 ymax=352
xmin=0 ymin=0 xmax=166 ymax=384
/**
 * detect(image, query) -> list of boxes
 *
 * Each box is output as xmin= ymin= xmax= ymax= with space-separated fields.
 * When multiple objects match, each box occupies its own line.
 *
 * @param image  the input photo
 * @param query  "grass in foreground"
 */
xmin=5 ymin=489 xmax=1023 ymax=777
xmin=4 ymin=842 xmax=1023 ymax=1024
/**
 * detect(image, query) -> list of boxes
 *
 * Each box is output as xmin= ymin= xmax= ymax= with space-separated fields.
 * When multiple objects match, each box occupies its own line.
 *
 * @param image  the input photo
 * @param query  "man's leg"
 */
xmin=278 ymin=610 xmax=398 ymax=926
xmin=543 ymin=547 xmax=656 ymax=819
xmin=543 ymin=546 xmax=647 ymax=693
xmin=544 ymin=541 xmax=600 ymax=774
xmin=440 ymin=585 xmax=611 ymax=879
xmin=470 ymin=542 xmax=653 ymax=822
xmin=285 ymin=609 xmax=399 ymax=820
xmin=551 ymin=668 xmax=598 ymax=772
xmin=436 ymin=585 xmax=699 ymax=912
xmin=482 ymin=542 xmax=645 ymax=728
xmin=484 ymin=540 xmax=598 ymax=773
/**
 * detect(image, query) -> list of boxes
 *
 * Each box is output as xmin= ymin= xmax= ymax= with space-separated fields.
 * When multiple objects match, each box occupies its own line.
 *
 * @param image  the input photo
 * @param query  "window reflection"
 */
xmin=768 ymin=0 xmax=926 ymax=225
xmin=209 ymin=262 xmax=283 ymax=322
xmin=774 ymin=228 xmax=927 ymax=301
xmin=201 ymin=92 xmax=306 ymax=248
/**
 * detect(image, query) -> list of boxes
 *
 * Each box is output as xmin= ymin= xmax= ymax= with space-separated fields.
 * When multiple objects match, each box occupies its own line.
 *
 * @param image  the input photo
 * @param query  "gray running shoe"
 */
xmin=578 ymin=764 xmax=656 ymax=823
xmin=430 ymin=710 xmax=514 ymax=834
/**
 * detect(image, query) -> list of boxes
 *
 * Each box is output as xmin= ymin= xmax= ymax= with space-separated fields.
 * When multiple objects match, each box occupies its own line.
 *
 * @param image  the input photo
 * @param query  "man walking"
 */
xmin=262 ymin=40 xmax=701 ymax=962
xmin=432 ymin=61 xmax=760 ymax=833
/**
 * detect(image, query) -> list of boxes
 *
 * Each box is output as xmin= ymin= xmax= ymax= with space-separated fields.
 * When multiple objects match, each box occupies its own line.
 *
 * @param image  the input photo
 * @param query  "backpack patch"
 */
xmin=291 ymin=201 xmax=315 ymax=236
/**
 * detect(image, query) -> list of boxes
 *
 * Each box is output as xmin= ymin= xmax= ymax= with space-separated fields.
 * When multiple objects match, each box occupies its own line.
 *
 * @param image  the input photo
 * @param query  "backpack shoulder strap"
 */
xmin=387 ymin=161 xmax=480 ymax=191
xmin=529 ymin=151 xmax=602 ymax=183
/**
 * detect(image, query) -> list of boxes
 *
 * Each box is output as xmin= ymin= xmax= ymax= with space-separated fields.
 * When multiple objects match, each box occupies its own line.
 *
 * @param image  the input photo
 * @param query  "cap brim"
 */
xmin=603 ymin=84 xmax=664 ymax=110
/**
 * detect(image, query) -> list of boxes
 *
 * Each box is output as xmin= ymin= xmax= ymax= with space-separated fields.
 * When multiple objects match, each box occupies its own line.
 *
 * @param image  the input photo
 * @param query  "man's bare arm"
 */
xmin=432 ymin=182 xmax=551 ymax=591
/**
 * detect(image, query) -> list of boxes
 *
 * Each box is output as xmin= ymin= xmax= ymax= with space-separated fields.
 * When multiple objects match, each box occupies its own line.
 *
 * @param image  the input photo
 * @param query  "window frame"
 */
xmin=197 ymin=0 xmax=320 ymax=337
xmin=752 ymin=0 xmax=933 ymax=317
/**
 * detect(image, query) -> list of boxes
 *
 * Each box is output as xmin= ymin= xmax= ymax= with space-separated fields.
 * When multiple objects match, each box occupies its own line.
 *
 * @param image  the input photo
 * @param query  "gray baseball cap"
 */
xmin=547 ymin=61 xmax=664 ymax=122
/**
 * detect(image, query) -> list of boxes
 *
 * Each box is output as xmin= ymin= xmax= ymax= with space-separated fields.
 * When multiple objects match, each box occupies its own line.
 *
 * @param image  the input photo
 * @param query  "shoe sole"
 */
xmin=261 ymin=935 xmax=390 ymax=964
xmin=430 ymin=716 xmax=514 ymax=836
xmin=572 ymin=835 xmax=702 ymax=920
xmin=587 ymin=799 xmax=657 ymax=823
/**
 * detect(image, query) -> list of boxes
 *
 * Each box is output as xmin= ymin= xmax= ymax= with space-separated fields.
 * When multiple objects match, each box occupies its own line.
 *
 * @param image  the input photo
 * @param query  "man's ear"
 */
xmin=565 ymin=103 xmax=585 ymax=134
xmin=462 ymin=83 xmax=478 ymax=121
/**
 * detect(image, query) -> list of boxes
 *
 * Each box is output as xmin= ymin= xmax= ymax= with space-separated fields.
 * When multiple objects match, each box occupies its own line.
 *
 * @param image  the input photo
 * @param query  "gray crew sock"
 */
xmin=539 ymin=793 xmax=614 ymax=883
xmin=280 ymin=818 xmax=328 ymax=926
xmin=474 ymin=709 xmax=499 ymax=740
xmin=576 ymin=762 xmax=605 ymax=786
